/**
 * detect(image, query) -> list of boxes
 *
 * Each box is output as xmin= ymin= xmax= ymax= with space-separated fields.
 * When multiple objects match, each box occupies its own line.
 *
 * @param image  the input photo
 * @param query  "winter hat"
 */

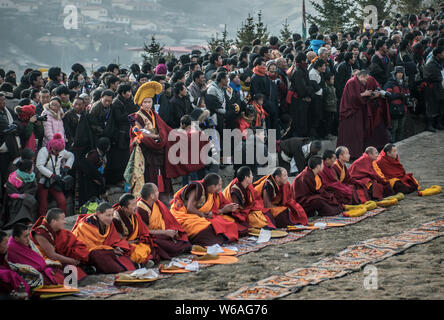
xmin=392 ymin=65 xmax=405 ymax=78
xmin=155 ymin=64 xmax=167 ymax=75
xmin=15 ymin=104 xmax=36 ymax=121
xmin=47 ymin=133 xmax=65 ymax=153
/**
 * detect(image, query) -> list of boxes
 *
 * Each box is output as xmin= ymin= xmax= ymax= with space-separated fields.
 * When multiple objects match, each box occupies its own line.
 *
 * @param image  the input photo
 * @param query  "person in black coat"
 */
xmin=105 ymin=84 xmax=139 ymax=185
xmin=334 ymin=52 xmax=354 ymax=104
xmin=423 ymin=47 xmax=444 ymax=131
xmin=369 ymin=40 xmax=391 ymax=87
xmin=161 ymin=82 xmax=193 ymax=129
xmin=288 ymin=52 xmax=314 ymax=137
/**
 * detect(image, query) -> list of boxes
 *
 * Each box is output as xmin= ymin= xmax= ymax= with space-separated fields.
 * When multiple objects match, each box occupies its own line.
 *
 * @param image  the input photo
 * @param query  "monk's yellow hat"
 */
xmin=134 ymin=81 xmax=162 ymax=106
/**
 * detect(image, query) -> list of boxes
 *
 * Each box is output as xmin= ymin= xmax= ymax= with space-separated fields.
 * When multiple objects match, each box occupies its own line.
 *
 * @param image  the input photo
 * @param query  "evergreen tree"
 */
xmin=280 ymin=19 xmax=292 ymax=43
xmin=221 ymin=24 xmax=234 ymax=53
xmin=142 ymin=35 xmax=164 ymax=66
xmin=396 ymin=0 xmax=424 ymax=16
xmin=235 ymin=13 xmax=256 ymax=48
xmin=207 ymin=32 xmax=222 ymax=52
xmin=255 ymin=10 xmax=269 ymax=44
xmin=307 ymin=0 xmax=353 ymax=33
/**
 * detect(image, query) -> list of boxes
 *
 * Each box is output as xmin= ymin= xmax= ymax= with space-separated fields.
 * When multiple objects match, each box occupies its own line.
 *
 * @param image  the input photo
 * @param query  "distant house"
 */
xmin=0 ymin=0 xmax=14 ymax=10
xmin=131 ymin=19 xmax=157 ymax=31
xmin=112 ymin=15 xmax=130 ymax=25
xmin=81 ymin=6 xmax=108 ymax=20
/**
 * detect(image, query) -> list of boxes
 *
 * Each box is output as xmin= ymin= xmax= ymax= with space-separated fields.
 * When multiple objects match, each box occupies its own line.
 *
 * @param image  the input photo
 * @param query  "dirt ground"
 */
xmin=70 ymin=131 xmax=443 ymax=300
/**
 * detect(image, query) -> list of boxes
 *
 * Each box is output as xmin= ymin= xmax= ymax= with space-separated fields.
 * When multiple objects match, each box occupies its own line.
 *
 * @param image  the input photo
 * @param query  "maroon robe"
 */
xmin=331 ymin=160 xmax=370 ymax=204
xmin=337 ymin=76 xmax=390 ymax=159
xmin=349 ymin=153 xmax=394 ymax=200
xmin=291 ymin=167 xmax=343 ymax=217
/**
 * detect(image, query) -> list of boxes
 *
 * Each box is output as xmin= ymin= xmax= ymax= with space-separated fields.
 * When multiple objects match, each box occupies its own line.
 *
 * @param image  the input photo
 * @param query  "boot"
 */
xmin=426 ymin=117 xmax=436 ymax=132
xmin=434 ymin=117 xmax=444 ymax=130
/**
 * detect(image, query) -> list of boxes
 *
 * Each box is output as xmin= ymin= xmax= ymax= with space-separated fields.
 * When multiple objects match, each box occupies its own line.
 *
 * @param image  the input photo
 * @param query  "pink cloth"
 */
xmin=7 ymin=237 xmax=57 ymax=284
xmin=41 ymin=109 xmax=65 ymax=147
xmin=0 ymin=254 xmax=30 ymax=296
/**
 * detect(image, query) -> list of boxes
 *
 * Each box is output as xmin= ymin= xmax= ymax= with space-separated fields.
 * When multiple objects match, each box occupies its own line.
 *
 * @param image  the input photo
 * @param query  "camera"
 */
xmin=36 ymin=114 xmax=48 ymax=122
xmin=375 ymin=88 xmax=391 ymax=98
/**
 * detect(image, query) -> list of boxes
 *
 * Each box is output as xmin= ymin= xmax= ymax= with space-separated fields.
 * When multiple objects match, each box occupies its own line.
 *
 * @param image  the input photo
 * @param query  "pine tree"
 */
xmin=395 ymin=0 xmax=424 ymax=16
xmin=142 ymin=35 xmax=164 ymax=66
xmin=280 ymin=19 xmax=292 ymax=43
xmin=235 ymin=13 xmax=256 ymax=48
xmin=221 ymin=24 xmax=234 ymax=53
xmin=207 ymin=32 xmax=222 ymax=52
xmin=255 ymin=10 xmax=269 ymax=44
xmin=307 ymin=0 xmax=353 ymax=33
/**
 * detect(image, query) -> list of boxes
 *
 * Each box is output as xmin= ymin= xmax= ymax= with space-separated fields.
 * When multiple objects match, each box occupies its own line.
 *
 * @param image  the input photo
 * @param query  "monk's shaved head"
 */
xmin=140 ymin=183 xmax=158 ymax=200
xmin=46 ymin=208 xmax=65 ymax=224
xmin=336 ymin=146 xmax=350 ymax=163
xmin=335 ymin=146 xmax=347 ymax=158
xmin=365 ymin=146 xmax=377 ymax=155
xmin=365 ymin=146 xmax=379 ymax=161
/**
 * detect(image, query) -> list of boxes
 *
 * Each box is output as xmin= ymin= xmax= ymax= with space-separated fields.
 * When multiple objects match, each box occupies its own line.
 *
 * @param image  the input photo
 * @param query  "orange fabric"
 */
xmin=170 ymin=186 xmax=212 ymax=238
xmin=72 ymin=214 xmax=133 ymax=254
xmin=142 ymin=201 xmax=166 ymax=231
xmin=223 ymin=179 xmax=273 ymax=229
xmin=315 ymin=174 xmax=322 ymax=191
xmin=334 ymin=161 xmax=346 ymax=182
xmin=72 ymin=219 xmax=113 ymax=252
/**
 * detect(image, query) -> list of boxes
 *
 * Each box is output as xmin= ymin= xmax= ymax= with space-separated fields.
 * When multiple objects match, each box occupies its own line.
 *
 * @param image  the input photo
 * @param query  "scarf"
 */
xmin=17 ymin=169 xmax=35 ymax=183
xmin=240 ymin=81 xmax=250 ymax=92
xmin=229 ymin=81 xmax=241 ymax=93
xmin=253 ymin=66 xmax=267 ymax=77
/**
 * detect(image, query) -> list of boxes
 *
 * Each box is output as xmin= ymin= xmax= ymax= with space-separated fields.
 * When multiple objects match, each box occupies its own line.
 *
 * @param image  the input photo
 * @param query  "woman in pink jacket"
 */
xmin=41 ymin=97 xmax=66 ymax=147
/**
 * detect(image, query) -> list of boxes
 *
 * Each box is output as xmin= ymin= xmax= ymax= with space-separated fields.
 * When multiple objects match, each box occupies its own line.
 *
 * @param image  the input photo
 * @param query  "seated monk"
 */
xmin=72 ymin=202 xmax=136 ymax=274
xmin=223 ymin=166 xmax=276 ymax=230
xmin=349 ymin=147 xmax=395 ymax=200
xmin=112 ymin=194 xmax=156 ymax=266
xmin=375 ymin=144 xmax=419 ymax=194
xmin=170 ymin=173 xmax=240 ymax=246
xmin=253 ymin=167 xmax=308 ymax=226
xmin=291 ymin=156 xmax=343 ymax=217
xmin=7 ymin=223 xmax=63 ymax=286
xmin=0 ymin=230 xmax=31 ymax=299
xmin=319 ymin=148 xmax=369 ymax=205
xmin=137 ymin=183 xmax=192 ymax=260
xmin=332 ymin=146 xmax=371 ymax=203
xmin=30 ymin=208 xmax=92 ymax=282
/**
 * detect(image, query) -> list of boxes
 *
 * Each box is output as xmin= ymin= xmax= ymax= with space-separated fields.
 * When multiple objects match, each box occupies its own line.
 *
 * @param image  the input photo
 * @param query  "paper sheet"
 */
xmin=256 ymin=228 xmax=272 ymax=243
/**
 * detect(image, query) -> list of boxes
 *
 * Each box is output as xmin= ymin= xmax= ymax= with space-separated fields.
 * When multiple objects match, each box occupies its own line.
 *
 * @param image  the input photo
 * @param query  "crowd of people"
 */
xmin=0 ymin=6 xmax=444 ymax=298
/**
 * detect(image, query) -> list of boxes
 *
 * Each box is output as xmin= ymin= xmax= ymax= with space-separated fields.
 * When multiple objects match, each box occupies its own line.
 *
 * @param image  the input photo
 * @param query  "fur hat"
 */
xmin=133 ymin=81 xmax=162 ymax=106
xmin=15 ymin=104 xmax=36 ymax=122
xmin=47 ymin=133 xmax=65 ymax=153
xmin=155 ymin=64 xmax=167 ymax=75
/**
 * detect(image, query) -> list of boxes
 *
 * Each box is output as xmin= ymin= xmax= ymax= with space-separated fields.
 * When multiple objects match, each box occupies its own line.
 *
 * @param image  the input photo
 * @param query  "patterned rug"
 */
xmin=225 ymin=217 xmax=444 ymax=300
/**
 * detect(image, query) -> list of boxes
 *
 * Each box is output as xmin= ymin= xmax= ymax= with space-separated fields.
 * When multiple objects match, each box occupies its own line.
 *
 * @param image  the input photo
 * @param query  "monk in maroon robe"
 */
xmin=253 ymin=167 xmax=308 ymax=226
xmin=332 ymin=146 xmax=371 ymax=204
xmin=137 ymin=183 xmax=192 ymax=260
xmin=31 ymin=209 xmax=91 ymax=282
xmin=170 ymin=174 xmax=241 ymax=246
xmin=337 ymin=71 xmax=390 ymax=159
xmin=72 ymin=203 xmax=136 ymax=274
xmin=223 ymin=166 xmax=276 ymax=230
xmin=349 ymin=147 xmax=395 ymax=200
xmin=375 ymin=144 xmax=419 ymax=194
xmin=291 ymin=156 xmax=343 ymax=217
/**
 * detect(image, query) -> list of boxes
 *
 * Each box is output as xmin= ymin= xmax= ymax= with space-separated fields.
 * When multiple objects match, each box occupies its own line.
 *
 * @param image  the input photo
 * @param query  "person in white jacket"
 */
xmin=36 ymin=133 xmax=74 ymax=217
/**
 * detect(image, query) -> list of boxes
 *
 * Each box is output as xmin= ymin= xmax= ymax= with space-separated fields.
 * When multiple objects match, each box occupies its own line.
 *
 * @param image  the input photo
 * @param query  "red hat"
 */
xmin=16 ymin=104 xmax=36 ymax=121
xmin=47 ymin=133 xmax=65 ymax=153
